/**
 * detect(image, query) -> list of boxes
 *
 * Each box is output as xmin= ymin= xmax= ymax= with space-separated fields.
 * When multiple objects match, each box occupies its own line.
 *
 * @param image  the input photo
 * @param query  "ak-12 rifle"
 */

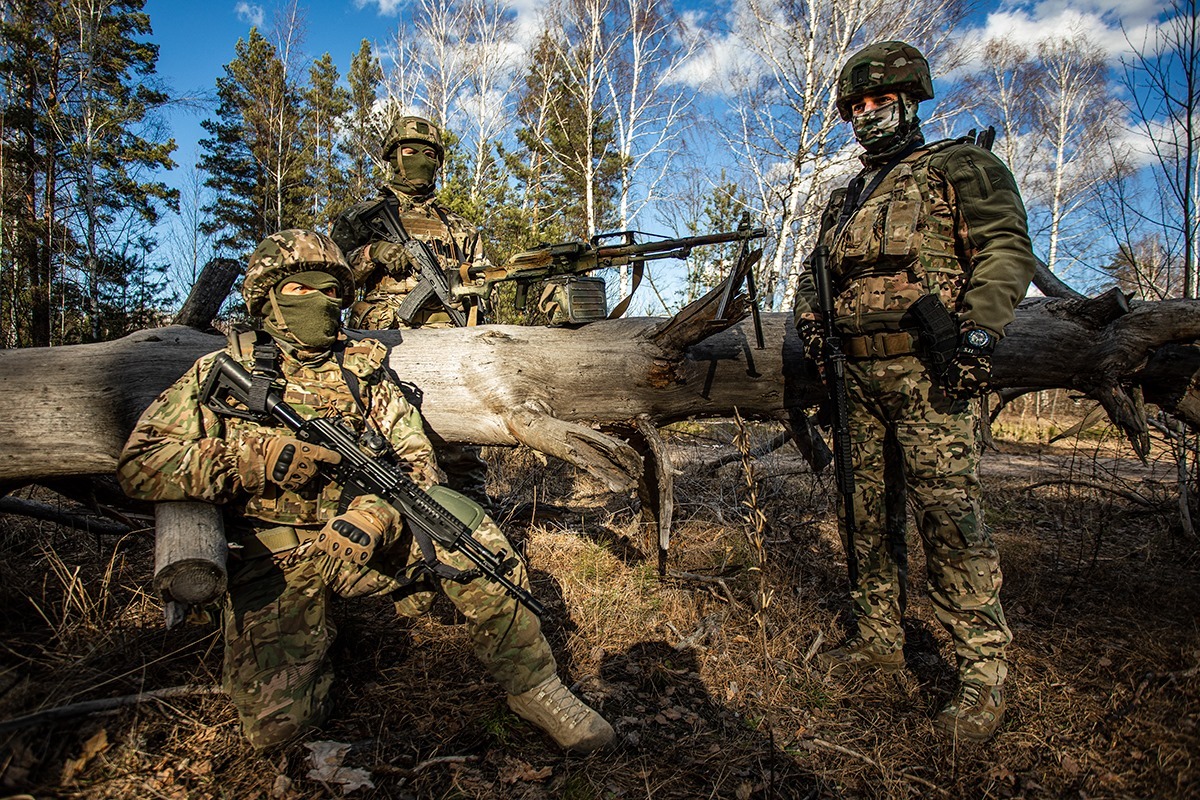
xmin=812 ymin=244 xmax=859 ymax=587
xmin=200 ymin=353 xmax=543 ymax=616
xmin=455 ymin=225 xmax=769 ymax=320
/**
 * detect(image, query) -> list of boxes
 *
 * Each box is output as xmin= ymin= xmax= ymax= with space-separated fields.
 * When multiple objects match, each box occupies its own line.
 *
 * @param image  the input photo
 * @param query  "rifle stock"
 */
xmin=812 ymin=245 xmax=859 ymax=587
xmin=201 ymin=353 xmax=543 ymax=616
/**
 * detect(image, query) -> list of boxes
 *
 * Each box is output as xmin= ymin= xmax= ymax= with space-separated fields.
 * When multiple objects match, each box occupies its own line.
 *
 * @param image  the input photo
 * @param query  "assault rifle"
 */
xmin=812 ymin=245 xmax=859 ymax=587
xmin=374 ymin=203 xmax=469 ymax=328
xmin=455 ymin=225 xmax=769 ymax=319
xmin=200 ymin=353 xmax=543 ymax=616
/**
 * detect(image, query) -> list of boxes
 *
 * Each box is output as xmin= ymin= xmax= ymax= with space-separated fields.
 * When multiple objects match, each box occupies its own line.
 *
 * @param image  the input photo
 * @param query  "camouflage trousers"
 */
xmin=842 ymin=354 xmax=1011 ymax=687
xmin=222 ymin=515 xmax=555 ymax=750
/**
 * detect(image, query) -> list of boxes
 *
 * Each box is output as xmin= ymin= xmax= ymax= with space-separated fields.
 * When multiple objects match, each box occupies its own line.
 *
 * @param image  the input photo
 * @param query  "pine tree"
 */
xmin=343 ymin=39 xmax=384 ymax=201
xmin=55 ymin=0 xmax=178 ymax=341
xmin=199 ymin=28 xmax=308 ymax=256
xmin=303 ymin=52 xmax=351 ymax=231
xmin=0 ymin=0 xmax=65 ymax=347
xmin=1 ymin=0 xmax=175 ymax=346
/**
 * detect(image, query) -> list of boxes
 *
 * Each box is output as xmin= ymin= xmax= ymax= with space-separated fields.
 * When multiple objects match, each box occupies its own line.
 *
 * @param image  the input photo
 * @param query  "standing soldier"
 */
xmin=118 ymin=230 xmax=613 ymax=754
xmin=794 ymin=42 xmax=1036 ymax=742
xmin=331 ymin=115 xmax=491 ymax=510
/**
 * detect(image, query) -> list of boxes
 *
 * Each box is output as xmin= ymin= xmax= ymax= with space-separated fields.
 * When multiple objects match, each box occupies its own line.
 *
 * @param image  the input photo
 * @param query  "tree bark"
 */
xmin=172 ymin=258 xmax=242 ymax=331
xmin=0 ymin=296 xmax=1197 ymax=487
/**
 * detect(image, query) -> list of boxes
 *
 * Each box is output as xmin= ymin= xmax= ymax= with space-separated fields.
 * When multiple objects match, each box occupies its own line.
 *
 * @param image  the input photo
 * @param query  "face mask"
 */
xmin=852 ymin=98 xmax=904 ymax=153
xmin=392 ymin=147 xmax=439 ymax=195
xmin=263 ymin=272 xmax=342 ymax=350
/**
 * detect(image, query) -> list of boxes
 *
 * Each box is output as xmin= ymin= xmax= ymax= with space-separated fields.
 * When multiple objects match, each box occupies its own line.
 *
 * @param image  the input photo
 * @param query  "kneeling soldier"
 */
xmin=118 ymin=229 xmax=613 ymax=753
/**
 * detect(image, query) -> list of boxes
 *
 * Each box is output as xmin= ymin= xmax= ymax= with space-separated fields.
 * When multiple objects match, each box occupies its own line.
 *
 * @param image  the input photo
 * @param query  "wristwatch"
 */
xmin=961 ymin=328 xmax=996 ymax=354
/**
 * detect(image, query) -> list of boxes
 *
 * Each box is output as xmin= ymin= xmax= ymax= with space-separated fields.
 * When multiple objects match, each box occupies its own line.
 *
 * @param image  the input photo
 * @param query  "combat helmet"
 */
xmin=836 ymin=41 xmax=933 ymax=120
xmin=382 ymin=115 xmax=444 ymax=162
xmin=242 ymin=229 xmax=355 ymax=316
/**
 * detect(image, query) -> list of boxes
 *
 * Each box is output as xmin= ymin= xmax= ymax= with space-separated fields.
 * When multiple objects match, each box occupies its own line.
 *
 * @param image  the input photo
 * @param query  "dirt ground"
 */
xmin=0 ymin=402 xmax=1197 ymax=799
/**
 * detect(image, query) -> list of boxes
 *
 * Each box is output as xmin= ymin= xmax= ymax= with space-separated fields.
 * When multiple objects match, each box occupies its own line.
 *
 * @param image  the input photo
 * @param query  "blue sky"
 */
xmin=146 ymin=0 xmax=1172 ymax=188
xmin=147 ymin=1 xmax=389 ymax=177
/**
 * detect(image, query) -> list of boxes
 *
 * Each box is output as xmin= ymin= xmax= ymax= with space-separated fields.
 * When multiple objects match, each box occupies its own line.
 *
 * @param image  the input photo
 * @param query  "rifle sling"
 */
xmin=607 ymin=259 xmax=645 ymax=320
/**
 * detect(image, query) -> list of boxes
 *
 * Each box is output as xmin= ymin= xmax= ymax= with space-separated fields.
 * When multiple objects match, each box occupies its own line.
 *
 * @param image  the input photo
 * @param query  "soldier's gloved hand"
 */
xmin=237 ymin=434 xmax=342 ymax=494
xmin=313 ymin=507 xmax=386 ymax=565
xmin=370 ymin=241 xmax=413 ymax=274
xmin=942 ymin=328 xmax=997 ymax=400
xmin=796 ymin=318 xmax=825 ymax=380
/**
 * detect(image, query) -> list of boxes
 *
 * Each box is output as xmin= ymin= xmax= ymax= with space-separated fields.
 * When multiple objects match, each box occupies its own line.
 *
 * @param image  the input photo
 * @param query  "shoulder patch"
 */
xmin=343 ymin=337 xmax=389 ymax=378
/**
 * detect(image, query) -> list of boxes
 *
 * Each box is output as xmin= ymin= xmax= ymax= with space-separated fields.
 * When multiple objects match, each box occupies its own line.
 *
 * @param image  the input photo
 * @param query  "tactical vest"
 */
xmin=224 ymin=330 xmax=389 ymax=527
xmin=820 ymin=139 xmax=967 ymax=335
xmin=334 ymin=190 xmax=482 ymax=328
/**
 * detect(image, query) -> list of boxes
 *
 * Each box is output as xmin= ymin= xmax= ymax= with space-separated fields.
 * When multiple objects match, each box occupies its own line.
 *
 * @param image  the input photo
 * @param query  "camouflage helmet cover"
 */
xmin=242 ymin=229 xmax=356 ymax=316
xmin=382 ymin=115 xmax=444 ymax=162
xmin=836 ymin=41 xmax=934 ymax=120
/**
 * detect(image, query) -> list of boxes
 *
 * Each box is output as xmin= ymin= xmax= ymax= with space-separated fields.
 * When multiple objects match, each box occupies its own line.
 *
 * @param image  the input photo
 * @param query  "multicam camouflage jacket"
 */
xmin=794 ymin=139 xmax=1037 ymax=339
xmin=117 ymin=332 xmax=440 ymax=529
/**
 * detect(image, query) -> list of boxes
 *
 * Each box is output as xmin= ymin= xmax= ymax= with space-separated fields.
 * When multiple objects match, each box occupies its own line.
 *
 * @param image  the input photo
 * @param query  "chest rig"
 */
xmin=225 ymin=329 xmax=386 ymax=526
xmin=821 ymin=138 xmax=969 ymax=335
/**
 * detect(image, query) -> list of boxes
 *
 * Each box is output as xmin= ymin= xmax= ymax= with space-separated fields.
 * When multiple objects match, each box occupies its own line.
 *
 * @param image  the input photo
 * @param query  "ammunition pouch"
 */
xmin=230 ymin=524 xmax=306 ymax=559
xmin=538 ymin=276 xmax=608 ymax=325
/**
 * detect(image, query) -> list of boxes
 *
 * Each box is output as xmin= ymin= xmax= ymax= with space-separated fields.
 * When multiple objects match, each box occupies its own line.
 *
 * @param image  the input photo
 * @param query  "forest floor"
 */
xmin=0 ymin=397 xmax=1197 ymax=799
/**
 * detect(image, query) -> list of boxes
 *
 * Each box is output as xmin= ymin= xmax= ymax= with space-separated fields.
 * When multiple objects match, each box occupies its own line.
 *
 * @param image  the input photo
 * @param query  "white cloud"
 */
xmin=354 ymin=0 xmax=405 ymax=14
xmin=234 ymin=2 xmax=265 ymax=28
xmin=956 ymin=0 xmax=1175 ymax=71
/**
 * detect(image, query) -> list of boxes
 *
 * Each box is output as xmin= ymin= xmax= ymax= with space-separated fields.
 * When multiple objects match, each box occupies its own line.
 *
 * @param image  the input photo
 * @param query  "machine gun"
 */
xmin=812 ymin=245 xmax=859 ymax=587
xmin=200 ymin=353 xmax=543 ymax=616
xmin=456 ymin=224 xmax=769 ymax=324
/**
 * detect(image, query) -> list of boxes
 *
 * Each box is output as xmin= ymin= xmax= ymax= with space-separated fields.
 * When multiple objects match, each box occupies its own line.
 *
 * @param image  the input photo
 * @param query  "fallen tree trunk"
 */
xmin=0 ymin=294 xmax=1197 ymax=489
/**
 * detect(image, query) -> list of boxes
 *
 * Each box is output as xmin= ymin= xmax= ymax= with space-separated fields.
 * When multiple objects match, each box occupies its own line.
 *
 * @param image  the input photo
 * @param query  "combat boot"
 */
xmin=934 ymin=682 xmax=1006 ymax=742
xmin=507 ymin=675 xmax=614 ymax=753
xmin=816 ymin=636 xmax=905 ymax=676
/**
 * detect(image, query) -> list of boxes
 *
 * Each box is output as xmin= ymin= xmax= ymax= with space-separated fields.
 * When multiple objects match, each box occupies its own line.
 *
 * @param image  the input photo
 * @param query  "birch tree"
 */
xmin=1027 ymin=34 xmax=1114 ymax=273
xmin=1122 ymin=0 xmax=1200 ymax=299
xmin=600 ymin=0 xmax=697 ymax=230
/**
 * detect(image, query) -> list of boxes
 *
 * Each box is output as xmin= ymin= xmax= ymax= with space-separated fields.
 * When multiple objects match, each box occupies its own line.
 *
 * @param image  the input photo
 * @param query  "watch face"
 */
xmin=966 ymin=329 xmax=991 ymax=349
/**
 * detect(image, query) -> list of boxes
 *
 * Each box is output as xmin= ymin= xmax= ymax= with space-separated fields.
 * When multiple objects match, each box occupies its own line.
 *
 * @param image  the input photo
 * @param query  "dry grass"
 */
xmin=0 ymin=410 xmax=1197 ymax=799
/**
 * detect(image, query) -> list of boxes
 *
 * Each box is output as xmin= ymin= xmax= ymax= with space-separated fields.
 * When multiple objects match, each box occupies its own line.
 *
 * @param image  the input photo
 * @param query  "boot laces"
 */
xmin=534 ymin=681 xmax=591 ymax=729
xmin=957 ymin=682 xmax=984 ymax=709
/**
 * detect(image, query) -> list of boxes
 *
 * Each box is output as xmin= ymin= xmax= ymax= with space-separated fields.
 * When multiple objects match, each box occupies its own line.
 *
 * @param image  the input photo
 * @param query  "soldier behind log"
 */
xmin=793 ymin=42 xmax=1037 ymax=742
xmin=331 ymin=114 xmax=491 ymax=511
xmin=117 ymin=229 xmax=613 ymax=753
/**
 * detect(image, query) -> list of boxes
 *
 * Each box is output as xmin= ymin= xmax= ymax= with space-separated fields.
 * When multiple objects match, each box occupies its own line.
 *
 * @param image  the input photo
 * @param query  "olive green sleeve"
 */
xmin=936 ymin=145 xmax=1037 ymax=337
xmin=792 ymin=263 xmax=819 ymax=327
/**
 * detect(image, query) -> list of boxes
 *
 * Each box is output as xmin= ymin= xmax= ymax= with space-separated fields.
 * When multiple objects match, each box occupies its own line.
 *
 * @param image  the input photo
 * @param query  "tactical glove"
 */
xmin=313 ymin=506 xmax=387 ymax=565
xmin=237 ymin=434 xmax=342 ymax=494
xmin=942 ymin=329 xmax=996 ymax=400
xmin=370 ymin=241 xmax=413 ymax=275
xmin=797 ymin=318 xmax=825 ymax=379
